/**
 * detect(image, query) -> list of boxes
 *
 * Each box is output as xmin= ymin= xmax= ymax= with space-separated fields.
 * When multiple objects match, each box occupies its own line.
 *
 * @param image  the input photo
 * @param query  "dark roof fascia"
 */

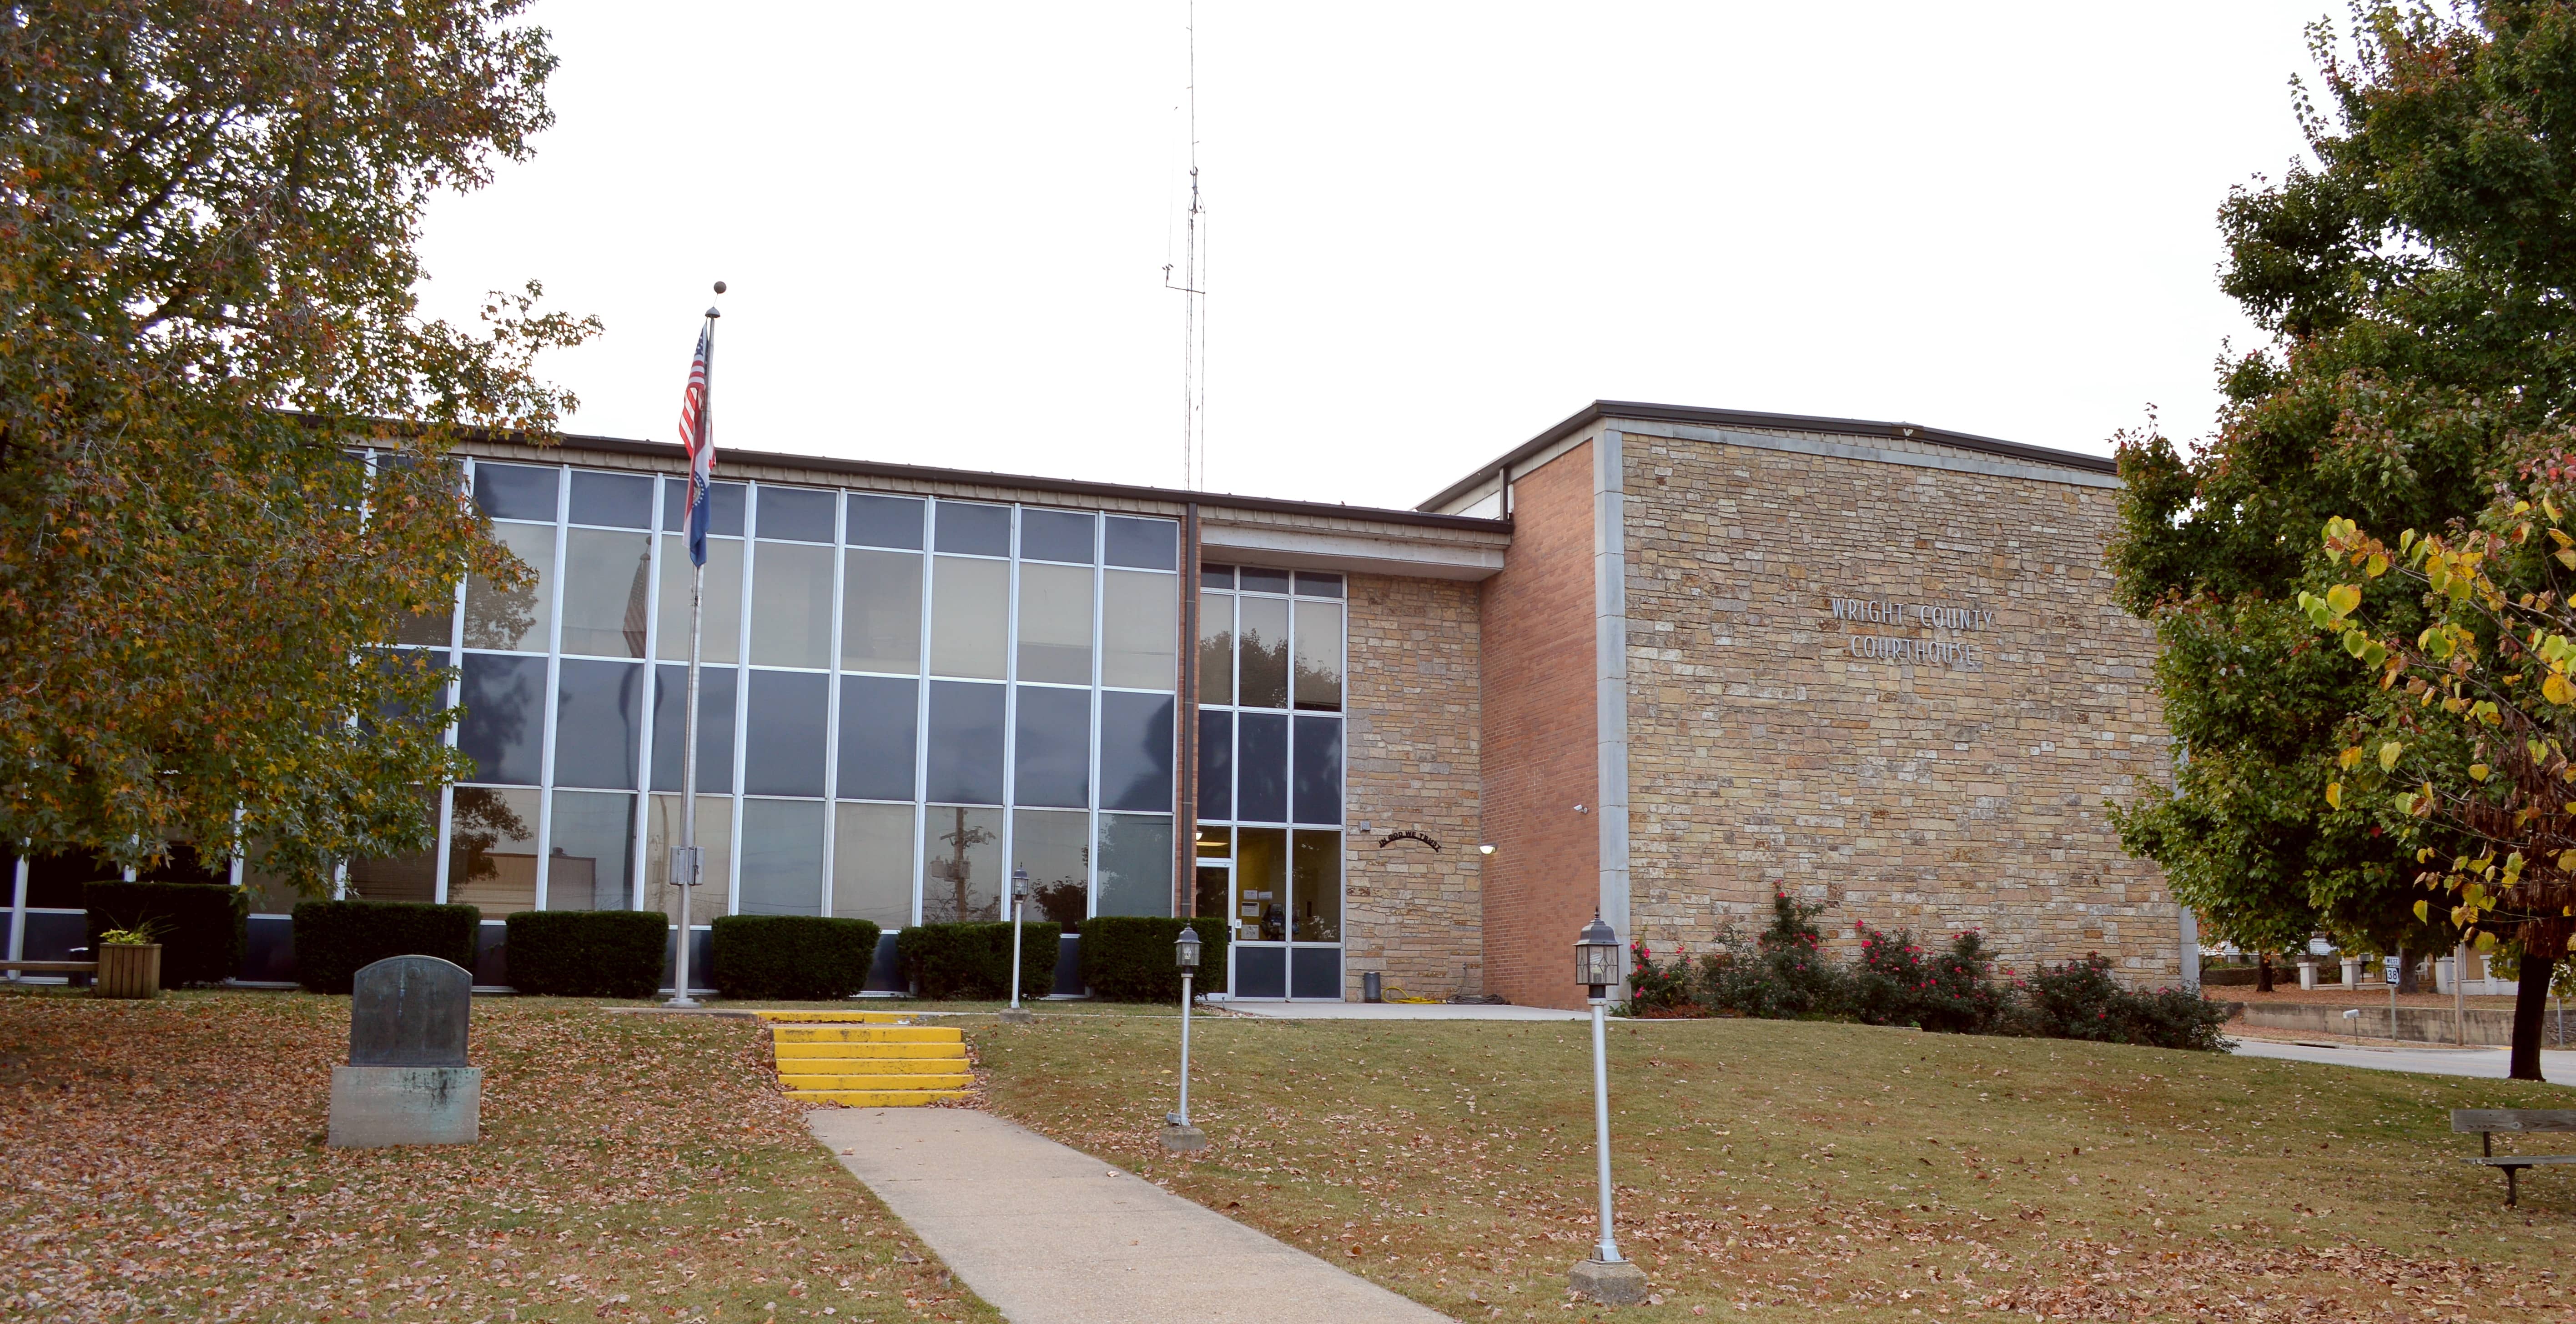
xmin=473 ymin=429 xmax=1513 ymax=536
xmin=1416 ymin=400 xmax=2120 ymax=512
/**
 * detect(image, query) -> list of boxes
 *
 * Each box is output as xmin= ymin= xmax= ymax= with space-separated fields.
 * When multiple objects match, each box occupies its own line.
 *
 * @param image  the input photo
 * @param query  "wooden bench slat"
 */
xmin=0 ymin=961 xmax=99 ymax=973
xmin=2451 ymin=1109 xmax=2576 ymax=1133
xmin=2469 ymin=1156 xmax=2576 ymax=1165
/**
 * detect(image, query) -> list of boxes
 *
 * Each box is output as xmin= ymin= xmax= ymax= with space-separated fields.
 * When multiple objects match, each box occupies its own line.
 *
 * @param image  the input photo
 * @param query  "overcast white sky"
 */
xmin=417 ymin=2 xmax=2328 ymax=509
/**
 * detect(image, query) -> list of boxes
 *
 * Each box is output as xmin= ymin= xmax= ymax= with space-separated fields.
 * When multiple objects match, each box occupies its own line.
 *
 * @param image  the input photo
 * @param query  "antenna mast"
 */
xmin=1164 ymin=2 xmax=1208 ymax=490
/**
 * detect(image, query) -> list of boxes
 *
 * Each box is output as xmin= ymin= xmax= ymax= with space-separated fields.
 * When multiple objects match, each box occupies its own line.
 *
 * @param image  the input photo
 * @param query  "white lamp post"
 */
xmin=1163 ymin=924 xmax=1209 ymax=1153
xmin=1569 ymin=913 xmax=1647 ymax=1305
xmin=1002 ymin=864 xmax=1034 ymax=1024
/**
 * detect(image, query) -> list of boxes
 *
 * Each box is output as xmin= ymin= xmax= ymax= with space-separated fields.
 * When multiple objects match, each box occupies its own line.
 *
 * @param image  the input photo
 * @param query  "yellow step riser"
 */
xmin=781 ymin=1073 xmax=972 ymax=1091
xmin=787 ymin=1088 xmax=968 ymax=1107
xmin=771 ymin=1026 xmax=961 ymax=1044
xmin=770 ymin=1056 xmax=966 ymax=1075
xmin=773 ymin=1040 xmax=964 ymax=1060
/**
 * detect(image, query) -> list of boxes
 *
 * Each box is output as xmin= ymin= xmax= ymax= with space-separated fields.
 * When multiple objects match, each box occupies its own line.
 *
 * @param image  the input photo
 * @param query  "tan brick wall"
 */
xmin=1618 ymin=433 xmax=2180 ymax=983
xmin=1341 ymin=574 xmax=1484 ymax=1000
xmin=1478 ymin=443 xmax=1604 ymax=1010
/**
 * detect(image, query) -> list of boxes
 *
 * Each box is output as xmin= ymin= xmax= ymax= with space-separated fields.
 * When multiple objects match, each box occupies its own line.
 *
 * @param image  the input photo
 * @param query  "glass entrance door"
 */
xmin=1219 ymin=826 xmax=1340 ymax=999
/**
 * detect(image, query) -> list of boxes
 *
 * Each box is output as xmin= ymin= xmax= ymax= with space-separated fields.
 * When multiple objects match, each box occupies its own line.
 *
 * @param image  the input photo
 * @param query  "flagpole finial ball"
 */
xmin=713 ymin=281 xmax=727 ymax=295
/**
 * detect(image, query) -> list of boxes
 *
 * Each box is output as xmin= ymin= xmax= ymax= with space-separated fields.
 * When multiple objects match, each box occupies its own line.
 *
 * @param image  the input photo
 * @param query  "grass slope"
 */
xmin=0 ymin=990 xmax=1000 ymax=1324
xmin=970 ymin=1014 xmax=2576 ymax=1321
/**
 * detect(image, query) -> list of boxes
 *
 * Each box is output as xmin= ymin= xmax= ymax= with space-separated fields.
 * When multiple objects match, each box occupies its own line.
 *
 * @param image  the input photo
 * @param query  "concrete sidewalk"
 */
xmin=2233 ymin=1036 xmax=2576 ymax=1081
xmin=808 ymin=1108 xmax=1452 ymax=1324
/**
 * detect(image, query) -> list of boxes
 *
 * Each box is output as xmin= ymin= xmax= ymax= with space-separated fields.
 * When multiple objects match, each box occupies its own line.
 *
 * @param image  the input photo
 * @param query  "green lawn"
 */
xmin=969 ymin=1013 xmax=2576 ymax=1321
xmin=0 ymin=988 xmax=1000 ymax=1323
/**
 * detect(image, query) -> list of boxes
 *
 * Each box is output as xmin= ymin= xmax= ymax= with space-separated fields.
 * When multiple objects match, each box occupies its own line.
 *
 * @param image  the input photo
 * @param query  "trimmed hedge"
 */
xmin=84 ymin=881 xmax=247 ymax=988
xmin=1078 ymin=916 xmax=1232 ymax=1003
xmin=896 ymin=921 xmax=1060 ymax=1000
xmin=709 ymin=916 xmax=882 ymax=1000
xmin=505 ymin=910 xmax=668 ymax=998
xmin=292 ymin=899 xmax=481 ymax=994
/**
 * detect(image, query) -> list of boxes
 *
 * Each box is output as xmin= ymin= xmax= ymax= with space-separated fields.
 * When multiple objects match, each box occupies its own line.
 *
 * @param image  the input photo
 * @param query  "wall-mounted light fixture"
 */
xmin=1478 ymin=843 xmax=1496 ymax=856
xmin=1574 ymin=803 xmax=1589 ymax=814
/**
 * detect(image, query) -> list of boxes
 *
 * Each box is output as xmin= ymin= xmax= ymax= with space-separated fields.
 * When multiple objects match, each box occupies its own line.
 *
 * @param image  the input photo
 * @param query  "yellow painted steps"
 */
xmin=763 ymin=1017 xmax=969 ymax=1106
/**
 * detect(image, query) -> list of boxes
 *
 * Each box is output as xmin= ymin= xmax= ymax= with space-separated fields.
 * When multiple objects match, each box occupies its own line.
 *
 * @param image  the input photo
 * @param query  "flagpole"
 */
xmin=669 ymin=285 xmax=722 ymax=1008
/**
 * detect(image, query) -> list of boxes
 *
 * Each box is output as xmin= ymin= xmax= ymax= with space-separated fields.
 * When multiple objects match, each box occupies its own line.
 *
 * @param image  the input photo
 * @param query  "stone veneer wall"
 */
xmin=1340 ymin=574 xmax=1485 ymax=1000
xmin=1618 ymin=432 xmax=2179 ymax=981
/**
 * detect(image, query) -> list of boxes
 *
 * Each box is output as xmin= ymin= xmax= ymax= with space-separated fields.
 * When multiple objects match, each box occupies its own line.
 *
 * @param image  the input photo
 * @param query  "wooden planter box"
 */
xmin=96 ymin=944 xmax=163 ymax=999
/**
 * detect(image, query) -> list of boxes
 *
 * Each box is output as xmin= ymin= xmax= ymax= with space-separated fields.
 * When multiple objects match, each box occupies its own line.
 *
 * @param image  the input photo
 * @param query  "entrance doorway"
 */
xmin=1194 ymin=825 xmax=1340 ymax=999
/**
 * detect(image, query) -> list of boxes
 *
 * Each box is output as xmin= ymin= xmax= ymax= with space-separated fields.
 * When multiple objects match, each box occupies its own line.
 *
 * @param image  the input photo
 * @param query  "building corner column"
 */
xmin=1593 ymin=431 xmax=1632 ymax=992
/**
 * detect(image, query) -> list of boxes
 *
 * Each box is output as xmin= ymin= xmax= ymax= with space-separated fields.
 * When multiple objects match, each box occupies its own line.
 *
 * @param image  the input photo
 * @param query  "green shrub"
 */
xmin=2011 ymin=954 xmax=2234 ymax=1050
xmin=1078 ymin=916 xmax=1231 ymax=1002
xmin=1847 ymin=924 xmax=2007 ymax=1034
xmin=291 ymin=899 xmax=481 ymax=993
xmin=1698 ymin=890 xmax=1849 ymax=1019
xmin=83 ymin=881 xmax=247 ymax=988
xmin=896 ymin=921 xmax=1060 ymax=1000
xmin=709 ymin=916 xmax=882 ymax=1000
xmin=505 ymin=910 xmax=668 ymax=998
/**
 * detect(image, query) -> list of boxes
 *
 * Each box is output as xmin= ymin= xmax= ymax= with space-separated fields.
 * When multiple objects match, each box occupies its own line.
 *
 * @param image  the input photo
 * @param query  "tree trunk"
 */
xmin=2256 ymin=951 xmax=2274 ymax=993
xmin=2512 ymin=949 xmax=2556 ymax=1082
xmin=2398 ymin=947 xmax=2418 ymax=994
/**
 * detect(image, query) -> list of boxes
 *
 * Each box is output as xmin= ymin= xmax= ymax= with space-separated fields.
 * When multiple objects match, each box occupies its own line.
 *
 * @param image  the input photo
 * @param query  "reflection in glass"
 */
xmin=929 ymin=556 xmax=1006 ymax=679
xmin=554 ymin=658 xmax=644 ymax=789
xmin=933 ymin=502 xmax=1010 ymax=557
xmin=834 ymin=802 xmax=914 ymax=928
xmin=345 ymin=791 xmax=439 ymax=904
xmin=1102 ymin=570 xmax=1176 ymax=691
xmin=560 ymin=527 xmax=653 ymax=657
xmin=757 ymin=486 xmax=836 ymax=542
xmin=921 ymin=805 xmax=1002 ymax=922
xmin=395 ymin=597 xmax=454 ymax=647
xmin=1019 ymin=509 xmax=1096 ymax=564
xmin=1292 ymin=715 xmax=1343 ymax=826
xmin=750 ymin=541 xmax=834 ymax=668
xmin=1012 ymin=807 xmax=1091 ymax=926
xmin=1195 ymin=709 xmax=1232 ymax=820
xmin=842 ymin=549 xmax=922 ymax=673
xmin=1236 ymin=827 xmax=1286 ymax=940
xmin=1237 ymin=595 xmax=1288 ymax=707
xmin=1294 ymin=572 xmax=1345 ymax=599
xmin=739 ymin=797 xmax=825 ymax=916
xmin=1236 ymin=711 xmax=1288 ymax=822
xmin=1098 ymin=691 xmax=1174 ymax=812
xmin=1013 ymin=684 xmax=1091 ymax=808
xmin=847 ymin=493 xmax=925 ymax=550
xmin=1103 ymin=516 xmax=1177 ymax=570
xmin=743 ymin=669 xmax=828 ymax=797
xmin=569 ymin=470 xmax=654 ymax=528
xmin=1238 ymin=567 xmax=1292 ymax=595
xmin=1016 ymin=562 xmax=1094 ymax=684
xmin=473 ymin=462 xmax=557 ymax=521
xmin=1293 ymin=600 xmax=1343 ymax=711
xmin=448 ymin=786 xmax=539 ymax=916
xmin=1097 ymin=813 xmax=1173 ymax=918
xmin=1192 ymin=865 xmax=1228 ymax=923
xmin=650 ymin=665 xmax=736 ymax=793
xmin=924 ymin=681 xmax=1005 ymax=805
xmin=1196 ymin=591 xmax=1232 ymax=704
xmin=458 ymin=653 xmax=547 ymax=785
xmin=647 ymin=793 xmax=732 ymax=927
xmin=463 ymin=521 xmax=554 ymax=652
xmin=662 ymin=480 xmax=746 ymax=536
xmin=655 ymin=534 xmax=742 ymax=663
xmin=837 ymin=675 xmax=919 ymax=802
xmin=546 ymin=790 xmax=636 ymax=910
xmin=1292 ymin=830 xmax=1341 ymax=941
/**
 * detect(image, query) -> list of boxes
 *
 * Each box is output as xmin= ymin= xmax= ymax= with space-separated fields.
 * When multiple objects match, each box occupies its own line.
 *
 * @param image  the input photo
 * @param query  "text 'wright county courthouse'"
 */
xmin=2 ymin=401 xmax=2180 ymax=1008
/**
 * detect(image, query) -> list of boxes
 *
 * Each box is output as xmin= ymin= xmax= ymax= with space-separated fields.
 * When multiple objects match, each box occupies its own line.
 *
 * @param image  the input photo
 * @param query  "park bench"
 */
xmin=0 ymin=960 xmax=97 ymax=975
xmin=2453 ymin=1110 xmax=2576 ymax=1206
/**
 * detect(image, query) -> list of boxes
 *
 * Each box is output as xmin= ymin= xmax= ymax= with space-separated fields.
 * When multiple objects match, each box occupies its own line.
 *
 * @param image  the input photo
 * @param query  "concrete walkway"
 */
xmin=1218 ymin=999 xmax=1585 ymax=1021
xmin=808 ymin=1108 xmax=1452 ymax=1324
xmin=2233 ymin=1036 xmax=2576 ymax=1082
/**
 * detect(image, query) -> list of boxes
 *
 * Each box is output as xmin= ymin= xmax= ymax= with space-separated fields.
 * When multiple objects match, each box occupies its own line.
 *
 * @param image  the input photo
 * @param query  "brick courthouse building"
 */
xmin=3 ymin=401 xmax=2184 ymax=1005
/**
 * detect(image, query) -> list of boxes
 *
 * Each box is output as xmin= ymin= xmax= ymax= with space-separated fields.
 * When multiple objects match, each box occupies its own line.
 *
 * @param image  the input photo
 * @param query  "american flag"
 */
xmin=677 ymin=319 xmax=715 ymax=567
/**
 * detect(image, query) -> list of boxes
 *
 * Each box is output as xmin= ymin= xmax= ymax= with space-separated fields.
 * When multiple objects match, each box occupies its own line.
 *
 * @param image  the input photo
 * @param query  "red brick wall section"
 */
xmin=1478 ymin=441 xmax=1600 ymax=1010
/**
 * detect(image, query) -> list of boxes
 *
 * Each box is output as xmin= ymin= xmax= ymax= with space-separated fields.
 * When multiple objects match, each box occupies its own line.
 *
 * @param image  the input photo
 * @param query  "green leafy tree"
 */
xmin=0 ymin=1 xmax=596 ymax=890
xmin=2110 ymin=2 xmax=2576 ymax=971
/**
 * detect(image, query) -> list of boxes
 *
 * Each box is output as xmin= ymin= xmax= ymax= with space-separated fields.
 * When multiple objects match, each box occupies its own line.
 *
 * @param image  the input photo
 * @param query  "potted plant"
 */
xmin=95 ymin=921 xmax=166 ymax=999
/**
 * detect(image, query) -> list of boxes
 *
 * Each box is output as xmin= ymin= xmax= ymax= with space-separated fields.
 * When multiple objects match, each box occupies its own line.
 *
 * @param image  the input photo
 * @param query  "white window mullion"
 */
xmin=820 ymin=491 xmax=846 ymax=918
xmin=912 ymin=501 xmax=937 ymax=928
xmin=533 ymin=463 xmax=570 ymax=913
xmin=999 ymin=506 xmax=1021 ymax=926
xmin=632 ymin=475 xmax=664 ymax=912
xmin=728 ymin=484 xmax=756 ymax=918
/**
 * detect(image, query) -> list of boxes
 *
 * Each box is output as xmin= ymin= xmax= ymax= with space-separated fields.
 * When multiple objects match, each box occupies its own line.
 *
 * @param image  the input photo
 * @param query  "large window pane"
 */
xmin=1196 ymin=591 xmax=1233 ymax=704
xmin=560 ymin=527 xmax=653 ymax=657
xmin=1013 ymin=808 xmax=1091 ymax=925
xmin=474 ymin=462 xmax=557 ymax=521
xmin=1104 ymin=516 xmax=1177 ymax=570
xmin=929 ymin=556 xmax=1007 ymax=679
xmin=1096 ymin=814 xmax=1173 ymax=918
xmin=547 ymin=790 xmax=636 ymax=911
xmin=1239 ymin=567 xmax=1291 ymax=594
xmin=448 ymin=786 xmax=539 ymax=917
xmin=1293 ymin=600 xmax=1343 ymax=712
xmin=463 ymin=521 xmax=555 ymax=652
xmin=834 ymin=802 xmax=914 ymax=929
xmin=344 ymin=791 xmax=438 ymax=904
xmin=750 ymin=541 xmax=834 ymax=668
xmin=569 ymin=470 xmax=653 ymax=528
xmin=655 ymin=534 xmax=743 ymax=663
xmin=1017 ymin=562 xmax=1094 ymax=684
xmin=740 ymin=797 xmax=825 ymax=916
xmin=1099 ymin=691 xmax=1174 ymax=812
xmin=1014 ymin=685 xmax=1091 ymax=808
xmin=1103 ymin=570 xmax=1177 ymax=691
xmin=1196 ymin=709 xmax=1232 ymax=820
xmin=646 ymin=793 xmax=732 ymax=927
xmin=662 ymin=480 xmax=746 ymax=536
xmin=1238 ymin=826 xmax=1286 ymax=940
xmin=921 ymin=805 xmax=1002 ymax=922
xmin=848 ymin=493 xmax=925 ymax=550
xmin=838 ymin=675 xmax=920 ymax=802
xmin=934 ymin=502 xmax=1011 ymax=557
xmin=395 ymin=597 xmax=454 ymax=647
xmin=1020 ymin=509 xmax=1096 ymax=564
xmin=1293 ymin=716 xmax=1343 ymax=826
xmin=1237 ymin=711 xmax=1288 ymax=822
xmin=757 ymin=486 xmax=836 ymax=542
xmin=651 ymin=664 xmax=737 ymax=794
xmin=1237 ymin=595 xmax=1288 ymax=707
xmin=458 ymin=653 xmax=546 ymax=785
xmin=743 ymin=669 xmax=828 ymax=797
xmin=555 ymin=658 xmax=644 ymax=789
xmin=1292 ymin=830 xmax=1342 ymax=942
xmin=925 ymin=681 xmax=1005 ymax=805
xmin=1295 ymin=572 xmax=1345 ymax=599
xmin=843 ymin=549 xmax=923 ymax=672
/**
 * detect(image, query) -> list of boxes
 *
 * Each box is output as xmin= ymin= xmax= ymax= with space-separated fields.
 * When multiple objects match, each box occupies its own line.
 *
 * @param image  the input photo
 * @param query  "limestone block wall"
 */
xmin=1341 ymin=574 xmax=1484 ymax=1000
xmin=1618 ymin=431 xmax=2179 ymax=982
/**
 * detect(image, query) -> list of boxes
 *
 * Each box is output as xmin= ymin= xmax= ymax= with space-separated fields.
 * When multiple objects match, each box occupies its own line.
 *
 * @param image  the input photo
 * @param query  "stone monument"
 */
xmin=327 ymin=955 xmax=481 ymax=1147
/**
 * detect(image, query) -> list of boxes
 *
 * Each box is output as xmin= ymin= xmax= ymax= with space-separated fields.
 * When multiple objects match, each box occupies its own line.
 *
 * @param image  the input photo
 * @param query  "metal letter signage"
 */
xmin=1826 ymin=594 xmax=1990 ymax=671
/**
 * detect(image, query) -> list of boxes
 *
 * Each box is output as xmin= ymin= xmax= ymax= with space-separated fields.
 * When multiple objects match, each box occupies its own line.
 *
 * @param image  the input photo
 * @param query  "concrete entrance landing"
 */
xmin=809 ymin=1108 xmax=1448 ymax=1324
xmin=1219 ymin=1000 xmax=1586 ymax=1021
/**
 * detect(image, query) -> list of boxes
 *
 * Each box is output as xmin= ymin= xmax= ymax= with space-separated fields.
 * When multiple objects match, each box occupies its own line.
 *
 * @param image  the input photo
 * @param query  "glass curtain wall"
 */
xmin=332 ymin=456 xmax=1182 ymax=956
